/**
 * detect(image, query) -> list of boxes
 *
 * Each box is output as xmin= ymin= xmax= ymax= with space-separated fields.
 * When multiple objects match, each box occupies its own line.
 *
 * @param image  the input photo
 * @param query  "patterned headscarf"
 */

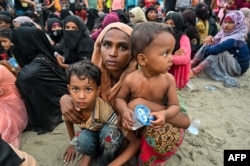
xmin=213 ymin=10 xmax=248 ymax=44
xmin=92 ymin=22 xmax=137 ymax=108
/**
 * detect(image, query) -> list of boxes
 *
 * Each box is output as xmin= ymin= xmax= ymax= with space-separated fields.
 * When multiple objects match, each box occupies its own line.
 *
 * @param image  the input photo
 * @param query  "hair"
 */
xmin=0 ymin=27 xmax=11 ymax=39
xmin=0 ymin=14 xmax=11 ymax=23
xmin=131 ymin=22 xmax=174 ymax=58
xmin=66 ymin=60 xmax=101 ymax=87
xmin=195 ymin=2 xmax=210 ymax=21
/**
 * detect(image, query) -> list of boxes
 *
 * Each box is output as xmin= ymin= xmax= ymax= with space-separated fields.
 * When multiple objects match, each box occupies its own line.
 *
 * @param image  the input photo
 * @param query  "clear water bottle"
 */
xmin=187 ymin=119 xmax=201 ymax=135
xmin=131 ymin=104 xmax=155 ymax=130
xmin=8 ymin=57 xmax=18 ymax=69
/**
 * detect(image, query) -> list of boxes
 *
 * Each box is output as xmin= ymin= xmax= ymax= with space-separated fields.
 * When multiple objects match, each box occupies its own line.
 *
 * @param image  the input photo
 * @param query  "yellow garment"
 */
xmin=54 ymin=0 xmax=62 ymax=12
xmin=196 ymin=20 xmax=209 ymax=44
xmin=78 ymin=97 xmax=114 ymax=130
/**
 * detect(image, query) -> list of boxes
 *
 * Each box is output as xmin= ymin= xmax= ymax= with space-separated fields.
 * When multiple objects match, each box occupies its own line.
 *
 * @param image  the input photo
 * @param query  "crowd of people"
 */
xmin=0 ymin=0 xmax=249 ymax=165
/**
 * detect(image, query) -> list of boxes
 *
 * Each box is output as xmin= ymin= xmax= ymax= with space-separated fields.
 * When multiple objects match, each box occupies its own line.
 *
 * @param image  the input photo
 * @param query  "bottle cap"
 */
xmin=135 ymin=104 xmax=152 ymax=126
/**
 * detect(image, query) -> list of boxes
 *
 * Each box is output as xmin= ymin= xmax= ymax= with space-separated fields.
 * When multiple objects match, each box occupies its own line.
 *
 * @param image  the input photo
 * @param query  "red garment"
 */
xmin=75 ymin=10 xmax=87 ymax=22
xmin=241 ymin=2 xmax=250 ymax=8
xmin=144 ymin=0 xmax=157 ymax=8
xmin=169 ymin=35 xmax=191 ymax=89
xmin=138 ymin=128 xmax=184 ymax=165
xmin=226 ymin=4 xmax=237 ymax=10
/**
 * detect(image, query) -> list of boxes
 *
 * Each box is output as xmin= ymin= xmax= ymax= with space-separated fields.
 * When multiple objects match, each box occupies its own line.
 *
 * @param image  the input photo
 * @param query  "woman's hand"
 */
xmin=63 ymin=145 xmax=78 ymax=164
xmin=203 ymin=35 xmax=214 ymax=45
xmin=60 ymin=94 xmax=83 ymax=124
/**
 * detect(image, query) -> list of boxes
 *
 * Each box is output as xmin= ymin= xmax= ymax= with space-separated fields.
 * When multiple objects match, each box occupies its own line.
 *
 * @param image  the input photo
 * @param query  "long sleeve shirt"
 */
xmin=169 ymin=35 xmax=191 ymax=89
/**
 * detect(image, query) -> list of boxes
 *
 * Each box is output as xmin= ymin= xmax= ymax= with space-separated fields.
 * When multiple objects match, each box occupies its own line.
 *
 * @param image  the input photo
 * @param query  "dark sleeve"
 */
xmin=0 ymin=137 xmax=24 ymax=165
xmin=80 ymin=37 xmax=95 ymax=60
xmin=206 ymin=39 xmax=235 ymax=55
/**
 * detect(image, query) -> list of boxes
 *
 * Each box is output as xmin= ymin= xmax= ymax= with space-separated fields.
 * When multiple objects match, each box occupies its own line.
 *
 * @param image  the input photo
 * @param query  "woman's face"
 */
xmin=222 ymin=20 xmax=235 ymax=33
xmin=147 ymin=10 xmax=157 ymax=21
xmin=101 ymin=29 xmax=131 ymax=73
xmin=165 ymin=19 xmax=175 ymax=27
xmin=65 ymin=22 xmax=78 ymax=31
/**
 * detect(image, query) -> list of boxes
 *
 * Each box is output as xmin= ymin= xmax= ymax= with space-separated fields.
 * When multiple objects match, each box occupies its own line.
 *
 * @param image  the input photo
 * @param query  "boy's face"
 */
xmin=140 ymin=32 xmax=175 ymax=73
xmin=101 ymin=29 xmax=131 ymax=73
xmin=0 ymin=37 xmax=11 ymax=51
xmin=68 ymin=75 xmax=98 ymax=111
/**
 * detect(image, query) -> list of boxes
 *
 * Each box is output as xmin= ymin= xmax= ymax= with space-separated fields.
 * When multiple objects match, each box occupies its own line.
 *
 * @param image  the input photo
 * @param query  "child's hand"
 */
xmin=63 ymin=145 xmax=78 ymax=164
xmin=120 ymin=108 xmax=134 ymax=130
xmin=149 ymin=111 xmax=165 ymax=130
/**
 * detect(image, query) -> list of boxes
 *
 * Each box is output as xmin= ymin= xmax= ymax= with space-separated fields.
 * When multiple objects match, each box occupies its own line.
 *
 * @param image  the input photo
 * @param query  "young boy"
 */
xmin=63 ymin=60 xmax=140 ymax=166
xmin=116 ymin=22 xmax=190 ymax=165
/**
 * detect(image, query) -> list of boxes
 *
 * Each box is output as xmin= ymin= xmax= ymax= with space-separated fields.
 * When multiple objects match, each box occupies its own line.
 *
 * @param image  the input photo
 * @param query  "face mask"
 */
xmin=52 ymin=30 xmax=62 ymax=36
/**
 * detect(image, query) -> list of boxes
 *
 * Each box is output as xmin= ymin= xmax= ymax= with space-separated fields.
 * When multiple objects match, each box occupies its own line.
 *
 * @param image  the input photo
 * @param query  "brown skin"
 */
xmin=63 ymin=76 xmax=97 ymax=164
xmin=116 ymin=32 xmax=190 ymax=130
xmin=61 ymin=29 xmax=140 ymax=166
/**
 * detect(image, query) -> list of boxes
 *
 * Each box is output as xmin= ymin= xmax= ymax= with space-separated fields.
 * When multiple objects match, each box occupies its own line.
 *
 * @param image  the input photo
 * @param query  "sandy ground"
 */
xmin=20 ymin=70 xmax=250 ymax=166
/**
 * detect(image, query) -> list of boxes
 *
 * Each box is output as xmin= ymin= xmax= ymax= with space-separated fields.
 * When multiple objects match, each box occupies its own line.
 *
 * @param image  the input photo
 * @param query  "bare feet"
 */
xmin=78 ymin=155 xmax=91 ymax=166
xmin=189 ymin=69 xmax=197 ymax=79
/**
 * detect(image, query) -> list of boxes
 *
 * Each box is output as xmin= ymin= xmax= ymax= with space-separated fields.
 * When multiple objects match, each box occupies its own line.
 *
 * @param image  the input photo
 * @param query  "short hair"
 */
xmin=131 ymin=22 xmax=174 ymax=58
xmin=66 ymin=60 xmax=101 ymax=87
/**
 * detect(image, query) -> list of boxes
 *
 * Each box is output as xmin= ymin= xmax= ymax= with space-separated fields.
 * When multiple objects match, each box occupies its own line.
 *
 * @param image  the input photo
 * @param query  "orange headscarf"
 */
xmin=91 ymin=22 xmax=137 ymax=108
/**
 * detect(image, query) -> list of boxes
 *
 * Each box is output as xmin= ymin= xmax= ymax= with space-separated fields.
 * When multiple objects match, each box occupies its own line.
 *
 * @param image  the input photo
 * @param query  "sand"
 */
xmin=20 ymin=70 xmax=250 ymax=166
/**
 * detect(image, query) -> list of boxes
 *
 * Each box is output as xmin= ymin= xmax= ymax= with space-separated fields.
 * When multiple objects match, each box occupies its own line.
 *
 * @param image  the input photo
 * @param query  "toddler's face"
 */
xmin=142 ymin=32 xmax=175 ymax=73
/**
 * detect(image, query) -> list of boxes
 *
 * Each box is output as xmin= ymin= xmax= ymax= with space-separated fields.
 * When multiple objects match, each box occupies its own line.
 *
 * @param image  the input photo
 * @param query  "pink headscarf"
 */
xmin=213 ymin=10 xmax=248 ymax=44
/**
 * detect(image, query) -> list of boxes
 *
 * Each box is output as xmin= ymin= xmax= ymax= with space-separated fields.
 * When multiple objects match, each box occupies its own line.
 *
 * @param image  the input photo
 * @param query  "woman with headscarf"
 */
xmin=190 ymin=10 xmax=250 ymax=87
xmin=46 ymin=17 xmax=64 ymax=53
xmin=11 ymin=26 xmax=68 ymax=134
xmin=86 ymin=8 xmax=100 ymax=32
xmin=240 ymin=7 xmax=250 ymax=50
xmin=90 ymin=12 xmax=119 ymax=41
xmin=56 ymin=15 xmax=94 ymax=68
xmin=165 ymin=11 xmax=191 ymax=89
xmin=129 ymin=6 xmax=147 ymax=27
xmin=182 ymin=9 xmax=201 ymax=59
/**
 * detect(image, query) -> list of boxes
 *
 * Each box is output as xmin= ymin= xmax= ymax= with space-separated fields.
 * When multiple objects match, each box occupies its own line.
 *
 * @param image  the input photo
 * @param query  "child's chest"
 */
xmin=130 ymin=78 xmax=168 ymax=102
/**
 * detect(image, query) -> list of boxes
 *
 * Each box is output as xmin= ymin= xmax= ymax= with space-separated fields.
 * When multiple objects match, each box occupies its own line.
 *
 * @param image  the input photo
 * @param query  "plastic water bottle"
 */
xmin=8 ymin=57 xmax=18 ymax=69
xmin=187 ymin=119 xmax=201 ymax=135
xmin=131 ymin=104 xmax=155 ymax=130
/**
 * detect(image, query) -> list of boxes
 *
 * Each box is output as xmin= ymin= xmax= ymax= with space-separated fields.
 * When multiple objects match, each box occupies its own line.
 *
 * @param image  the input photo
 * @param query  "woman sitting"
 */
xmin=190 ymin=10 xmax=250 ymax=87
